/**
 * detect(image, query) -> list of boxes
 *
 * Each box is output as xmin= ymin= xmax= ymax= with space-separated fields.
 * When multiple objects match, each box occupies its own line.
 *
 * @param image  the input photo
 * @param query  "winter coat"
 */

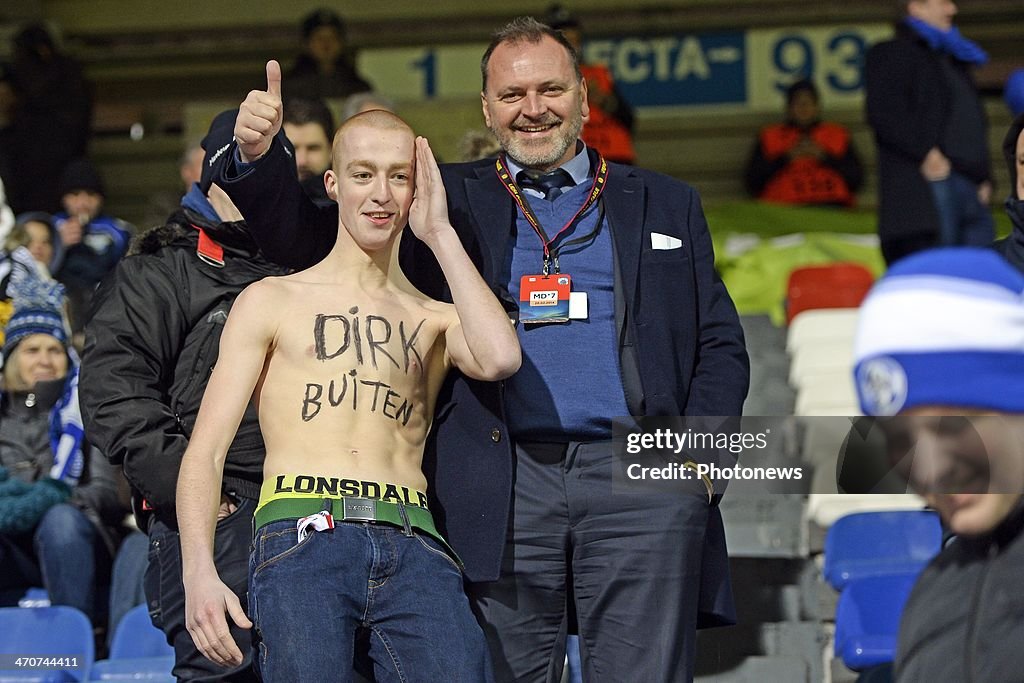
xmin=81 ymin=209 xmax=288 ymax=527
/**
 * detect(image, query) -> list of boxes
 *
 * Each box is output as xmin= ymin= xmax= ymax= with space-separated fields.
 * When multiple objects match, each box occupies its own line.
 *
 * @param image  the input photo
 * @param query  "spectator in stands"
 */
xmin=81 ymin=110 xmax=288 ymax=682
xmin=994 ymin=113 xmax=1024 ymax=271
xmin=286 ymin=8 xmax=372 ymax=102
xmin=6 ymin=213 xmax=62 ymax=277
xmin=341 ymin=91 xmax=395 ymax=121
xmin=179 ymin=140 xmax=204 ymax=192
xmin=545 ymin=4 xmax=637 ymax=164
xmin=52 ymin=158 xmax=132 ymax=337
xmin=865 ymin=0 xmax=994 ymax=265
xmin=0 ymin=263 xmax=128 ymax=628
xmin=854 ymin=247 xmax=1024 ymax=681
xmin=0 ymin=215 xmax=62 ymax=351
xmin=7 ymin=24 xmax=93 ymax=214
xmin=283 ymin=98 xmax=335 ymax=202
xmin=745 ymin=79 xmax=864 ymax=207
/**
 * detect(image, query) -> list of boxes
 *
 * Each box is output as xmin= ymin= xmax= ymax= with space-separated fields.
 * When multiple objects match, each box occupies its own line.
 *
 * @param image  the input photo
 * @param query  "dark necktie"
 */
xmin=516 ymin=169 xmax=574 ymax=201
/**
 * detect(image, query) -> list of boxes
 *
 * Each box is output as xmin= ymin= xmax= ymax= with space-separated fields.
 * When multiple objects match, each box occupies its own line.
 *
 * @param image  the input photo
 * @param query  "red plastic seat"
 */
xmin=786 ymin=263 xmax=874 ymax=324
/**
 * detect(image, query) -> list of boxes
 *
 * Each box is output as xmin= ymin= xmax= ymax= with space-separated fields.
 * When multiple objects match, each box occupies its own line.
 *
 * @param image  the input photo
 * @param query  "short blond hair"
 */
xmin=331 ymin=110 xmax=414 ymax=169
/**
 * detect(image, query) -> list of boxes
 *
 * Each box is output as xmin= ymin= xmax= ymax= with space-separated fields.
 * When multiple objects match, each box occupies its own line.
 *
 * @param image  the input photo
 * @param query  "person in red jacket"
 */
xmin=546 ymin=5 xmax=637 ymax=164
xmin=745 ymin=79 xmax=864 ymax=207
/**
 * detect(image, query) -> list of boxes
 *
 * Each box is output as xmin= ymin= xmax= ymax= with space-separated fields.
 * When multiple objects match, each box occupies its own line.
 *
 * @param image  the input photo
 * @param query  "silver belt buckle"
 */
xmin=342 ymin=497 xmax=377 ymax=522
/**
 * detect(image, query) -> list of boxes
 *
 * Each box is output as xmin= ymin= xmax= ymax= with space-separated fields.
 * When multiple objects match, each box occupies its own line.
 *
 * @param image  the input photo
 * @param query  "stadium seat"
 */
xmin=788 ymin=341 xmax=854 ymax=389
xmin=106 ymin=605 xmax=172 ymax=659
xmin=834 ymin=572 xmax=919 ymax=671
xmin=90 ymin=605 xmax=173 ymax=682
xmin=823 ymin=510 xmax=942 ymax=591
xmin=785 ymin=263 xmax=874 ymax=325
xmin=786 ymin=308 xmax=860 ymax=356
xmin=794 ymin=371 xmax=860 ymax=416
xmin=0 ymin=606 xmax=93 ymax=682
xmin=806 ymin=493 xmax=927 ymax=528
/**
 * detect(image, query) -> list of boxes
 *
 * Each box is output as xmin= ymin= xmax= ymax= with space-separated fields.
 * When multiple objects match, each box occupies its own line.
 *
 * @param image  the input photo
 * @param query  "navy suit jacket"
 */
xmin=218 ymin=141 xmax=749 ymax=625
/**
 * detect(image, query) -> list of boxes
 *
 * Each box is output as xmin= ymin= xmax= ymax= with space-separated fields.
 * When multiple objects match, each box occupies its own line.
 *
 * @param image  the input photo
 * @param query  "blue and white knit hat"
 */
xmin=854 ymin=248 xmax=1024 ymax=416
xmin=2 ymin=251 xmax=69 ymax=361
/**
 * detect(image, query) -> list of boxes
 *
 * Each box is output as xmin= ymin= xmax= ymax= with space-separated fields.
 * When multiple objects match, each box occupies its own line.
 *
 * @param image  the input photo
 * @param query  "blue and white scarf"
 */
xmin=48 ymin=364 xmax=85 ymax=485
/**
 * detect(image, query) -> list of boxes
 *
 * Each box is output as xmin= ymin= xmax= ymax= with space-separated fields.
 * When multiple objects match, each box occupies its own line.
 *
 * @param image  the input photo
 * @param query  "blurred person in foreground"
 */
xmin=854 ymin=247 xmax=1024 ymax=681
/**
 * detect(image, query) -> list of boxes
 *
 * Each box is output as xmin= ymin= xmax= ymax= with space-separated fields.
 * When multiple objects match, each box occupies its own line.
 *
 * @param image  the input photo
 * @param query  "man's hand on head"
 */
xmin=235 ymin=60 xmax=283 ymax=163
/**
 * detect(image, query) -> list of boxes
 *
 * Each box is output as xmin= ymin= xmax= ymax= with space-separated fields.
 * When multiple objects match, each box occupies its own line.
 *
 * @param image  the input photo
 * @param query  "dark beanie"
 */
xmin=57 ymin=158 xmax=104 ymax=197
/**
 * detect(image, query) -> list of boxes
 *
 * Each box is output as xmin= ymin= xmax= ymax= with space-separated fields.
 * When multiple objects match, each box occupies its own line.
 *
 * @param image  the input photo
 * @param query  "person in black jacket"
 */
xmin=80 ymin=110 xmax=287 ymax=682
xmin=865 ymin=0 xmax=994 ymax=264
xmin=854 ymin=246 xmax=1024 ymax=682
xmin=993 ymin=113 xmax=1024 ymax=271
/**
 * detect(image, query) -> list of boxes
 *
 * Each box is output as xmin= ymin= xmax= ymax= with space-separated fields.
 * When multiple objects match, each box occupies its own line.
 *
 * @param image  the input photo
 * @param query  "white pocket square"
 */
xmin=650 ymin=232 xmax=682 ymax=250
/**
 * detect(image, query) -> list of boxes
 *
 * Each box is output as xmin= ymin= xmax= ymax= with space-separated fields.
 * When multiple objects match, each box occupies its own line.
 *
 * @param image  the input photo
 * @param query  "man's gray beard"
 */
xmin=494 ymin=116 xmax=583 ymax=170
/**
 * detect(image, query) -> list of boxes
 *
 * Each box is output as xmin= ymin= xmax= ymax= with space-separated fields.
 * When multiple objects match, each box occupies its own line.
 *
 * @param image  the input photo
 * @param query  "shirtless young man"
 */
xmin=176 ymin=110 xmax=520 ymax=681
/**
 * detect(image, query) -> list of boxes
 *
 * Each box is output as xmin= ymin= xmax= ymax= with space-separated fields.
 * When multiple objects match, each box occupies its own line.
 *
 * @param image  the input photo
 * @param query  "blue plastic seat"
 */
xmin=90 ymin=605 xmax=173 ymax=682
xmin=0 ymin=606 xmax=93 ymax=682
xmin=107 ymin=605 xmax=172 ymax=659
xmin=834 ymin=572 xmax=919 ymax=671
xmin=823 ymin=509 xmax=942 ymax=591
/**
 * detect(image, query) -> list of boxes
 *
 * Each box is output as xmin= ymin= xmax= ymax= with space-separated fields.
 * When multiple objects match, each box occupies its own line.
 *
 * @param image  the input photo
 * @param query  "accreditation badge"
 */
xmin=519 ymin=273 xmax=572 ymax=324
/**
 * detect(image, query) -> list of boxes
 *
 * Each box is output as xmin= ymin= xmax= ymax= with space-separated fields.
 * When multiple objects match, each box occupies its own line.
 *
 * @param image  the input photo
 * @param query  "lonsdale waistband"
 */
xmin=254 ymin=475 xmax=461 ymax=570
xmin=260 ymin=474 xmax=428 ymax=510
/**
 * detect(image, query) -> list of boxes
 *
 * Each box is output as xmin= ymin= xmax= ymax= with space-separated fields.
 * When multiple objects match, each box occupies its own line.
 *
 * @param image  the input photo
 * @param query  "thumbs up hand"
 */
xmin=234 ymin=60 xmax=283 ymax=162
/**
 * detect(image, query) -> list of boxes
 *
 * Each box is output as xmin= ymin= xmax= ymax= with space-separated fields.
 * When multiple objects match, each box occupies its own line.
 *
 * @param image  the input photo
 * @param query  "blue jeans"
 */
xmin=0 ymin=504 xmax=109 ymax=617
xmin=928 ymin=172 xmax=995 ymax=247
xmin=249 ymin=518 xmax=492 ymax=682
xmin=34 ymin=503 xmax=110 ymax=622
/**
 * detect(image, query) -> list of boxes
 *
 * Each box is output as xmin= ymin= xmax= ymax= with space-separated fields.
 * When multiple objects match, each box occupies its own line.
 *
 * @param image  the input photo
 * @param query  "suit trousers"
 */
xmin=467 ymin=440 xmax=711 ymax=683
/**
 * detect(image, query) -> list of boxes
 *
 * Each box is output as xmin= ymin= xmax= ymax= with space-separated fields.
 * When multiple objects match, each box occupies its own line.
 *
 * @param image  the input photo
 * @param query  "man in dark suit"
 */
xmin=218 ymin=17 xmax=747 ymax=683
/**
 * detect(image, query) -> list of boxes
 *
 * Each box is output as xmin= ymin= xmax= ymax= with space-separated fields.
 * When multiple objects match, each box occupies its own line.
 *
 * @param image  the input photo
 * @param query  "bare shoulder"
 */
xmin=230 ymin=276 xmax=299 ymax=336
xmin=235 ymin=275 xmax=294 ymax=307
